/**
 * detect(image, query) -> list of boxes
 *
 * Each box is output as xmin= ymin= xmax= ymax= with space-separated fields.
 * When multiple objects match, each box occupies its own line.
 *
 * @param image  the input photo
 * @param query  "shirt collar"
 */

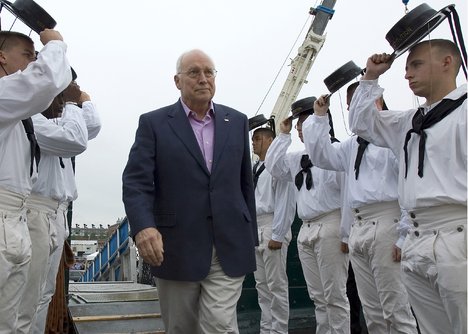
xmin=422 ymin=84 xmax=467 ymax=112
xmin=180 ymin=98 xmax=215 ymax=118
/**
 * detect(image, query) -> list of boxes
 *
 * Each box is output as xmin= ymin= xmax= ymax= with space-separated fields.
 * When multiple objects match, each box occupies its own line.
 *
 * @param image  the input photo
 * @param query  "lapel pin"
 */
xmin=224 ymin=117 xmax=230 ymax=122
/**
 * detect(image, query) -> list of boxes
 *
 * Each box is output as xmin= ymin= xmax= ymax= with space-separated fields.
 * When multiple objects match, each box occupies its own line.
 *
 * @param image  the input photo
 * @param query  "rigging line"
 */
xmin=337 ymin=89 xmax=352 ymax=137
xmin=254 ymin=14 xmax=312 ymax=116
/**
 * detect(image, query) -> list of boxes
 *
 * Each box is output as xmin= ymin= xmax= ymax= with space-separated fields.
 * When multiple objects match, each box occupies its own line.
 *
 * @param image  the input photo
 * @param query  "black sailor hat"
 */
xmin=0 ymin=0 xmax=56 ymax=34
xmin=290 ymin=96 xmax=316 ymax=119
xmin=385 ymin=3 xmax=454 ymax=58
xmin=323 ymin=61 xmax=363 ymax=94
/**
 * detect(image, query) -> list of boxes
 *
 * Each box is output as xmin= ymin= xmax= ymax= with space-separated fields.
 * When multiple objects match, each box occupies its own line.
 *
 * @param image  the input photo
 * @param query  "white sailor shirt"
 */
xmin=265 ymin=133 xmax=345 ymax=240
xmin=303 ymin=114 xmax=405 ymax=245
xmin=254 ymin=161 xmax=296 ymax=242
xmin=0 ymin=41 xmax=71 ymax=195
xmin=349 ymin=81 xmax=467 ymax=210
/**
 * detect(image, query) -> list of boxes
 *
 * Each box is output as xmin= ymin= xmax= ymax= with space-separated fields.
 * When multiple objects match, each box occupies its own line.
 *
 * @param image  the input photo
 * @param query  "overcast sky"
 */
xmin=2 ymin=0 xmax=466 ymax=227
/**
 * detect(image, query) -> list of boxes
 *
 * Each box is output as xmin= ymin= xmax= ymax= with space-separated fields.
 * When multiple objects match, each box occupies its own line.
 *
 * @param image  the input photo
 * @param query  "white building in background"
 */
xmin=71 ymin=240 xmax=99 ymax=257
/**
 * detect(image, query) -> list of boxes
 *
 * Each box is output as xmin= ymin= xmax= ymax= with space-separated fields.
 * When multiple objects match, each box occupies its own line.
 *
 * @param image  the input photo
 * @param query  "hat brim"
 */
xmin=291 ymin=96 xmax=316 ymax=119
xmin=249 ymin=114 xmax=270 ymax=131
xmin=324 ymin=61 xmax=363 ymax=94
xmin=392 ymin=5 xmax=453 ymax=58
xmin=291 ymin=109 xmax=313 ymax=119
xmin=0 ymin=0 xmax=56 ymax=34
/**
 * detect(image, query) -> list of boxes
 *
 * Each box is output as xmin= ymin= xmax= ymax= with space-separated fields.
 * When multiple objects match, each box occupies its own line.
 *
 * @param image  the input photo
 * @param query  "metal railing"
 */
xmin=79 ymin=217 xmax=137 ymax=282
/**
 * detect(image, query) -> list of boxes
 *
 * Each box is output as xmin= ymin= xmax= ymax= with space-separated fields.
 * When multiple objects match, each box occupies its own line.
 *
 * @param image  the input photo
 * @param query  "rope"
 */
xmin=337 ymin=89 xmax=352 ymax=137
xmin=255 ymin=14 xmax=311 ymax=116
xmin=446 ymin=5 xmax=467 ymax=77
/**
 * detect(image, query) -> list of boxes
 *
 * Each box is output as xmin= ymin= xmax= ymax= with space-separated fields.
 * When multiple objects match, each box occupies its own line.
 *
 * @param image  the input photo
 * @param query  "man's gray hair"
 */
xmin=175 ymin=49 xmax=214 ymax=74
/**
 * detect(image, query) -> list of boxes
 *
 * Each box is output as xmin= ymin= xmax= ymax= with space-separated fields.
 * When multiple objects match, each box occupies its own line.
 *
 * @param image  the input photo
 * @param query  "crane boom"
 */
xmin=270 ymin=0 xmax=337 ymax=132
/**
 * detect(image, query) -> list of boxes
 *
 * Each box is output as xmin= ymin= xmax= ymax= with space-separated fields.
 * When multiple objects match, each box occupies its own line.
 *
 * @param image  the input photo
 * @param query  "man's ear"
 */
xmin=441 ymin=54 xmax=453 ymax=72
xmin=0 ymin=50 xmax=6 ymax=65
xmin=174 ymin=74 xmax=181 ymax=90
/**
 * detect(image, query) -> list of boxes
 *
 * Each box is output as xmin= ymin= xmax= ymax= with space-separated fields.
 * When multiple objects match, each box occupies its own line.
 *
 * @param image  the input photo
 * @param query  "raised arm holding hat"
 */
xmin=264 ymin=96 xmax=350 ymax=334
xmin=15 ymin=76 xmax=101 ymax=334
xmin=349 ymin=37 xmax=467 ymax=334
xmin=0 ymin=27 xmax=71 ymax=333
xmin=304 ymin=88 xmax=418 ymax=333
xmin=249 ymin=117 xmax=295 ymax=334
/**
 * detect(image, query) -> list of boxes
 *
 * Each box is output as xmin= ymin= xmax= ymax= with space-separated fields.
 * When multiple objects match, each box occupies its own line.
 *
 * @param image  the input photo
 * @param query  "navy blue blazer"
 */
xmin=122 ymin=100 xmax=258 ymax=281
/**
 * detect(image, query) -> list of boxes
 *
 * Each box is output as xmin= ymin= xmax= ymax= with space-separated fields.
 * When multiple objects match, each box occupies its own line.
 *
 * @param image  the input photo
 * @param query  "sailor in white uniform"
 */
xmin=17 ymin=75 xmax=101 ymax=333
xmin=0 ymin=29 xmax=71 ymax=333
xmin=303 ymin=83 xmax=418 ymax=333
xmin=349 ymin=39 xmax=467 ymax=334
xmin=249 ymin=117 xmax=296 ymax=334
xmin=265 ymin=97 xmax=350 ymax=334
xmin=32 ymin=84 xmax=100 ymax=334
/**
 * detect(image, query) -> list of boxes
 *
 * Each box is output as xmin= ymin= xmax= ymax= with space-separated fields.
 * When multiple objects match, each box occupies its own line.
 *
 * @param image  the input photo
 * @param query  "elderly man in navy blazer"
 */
xmin=122 ymin=49 xmax=258 ymax=334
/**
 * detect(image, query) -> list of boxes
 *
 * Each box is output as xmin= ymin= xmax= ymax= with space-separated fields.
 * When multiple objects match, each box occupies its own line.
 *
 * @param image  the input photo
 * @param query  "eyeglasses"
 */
xmin=178 ymin=68 xmax=217 ymax=79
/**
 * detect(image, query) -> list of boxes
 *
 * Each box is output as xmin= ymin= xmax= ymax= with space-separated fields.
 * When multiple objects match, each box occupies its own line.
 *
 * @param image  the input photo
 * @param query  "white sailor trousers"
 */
xmin=254 ymin=213 xmax=291 ymax=334
xmin=348 ymin=201 xmax=417 ymax=334
xmin=31 ymin=201 xmax=69 ymax=334
xmin=0 ymin=188 xmax=31 ymax=334
xmin=297 ymin=209 xmax=350 ymax=334
xmin=17 ymin=194 xmax=62 ymax=334
xmin=401 ymin=204 xmax=467 ymax=334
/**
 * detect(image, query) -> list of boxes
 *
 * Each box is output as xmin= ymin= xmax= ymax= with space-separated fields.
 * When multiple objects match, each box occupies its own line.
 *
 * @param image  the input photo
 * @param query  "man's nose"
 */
xmin=404 ymin=70 xmax=412 ymax=80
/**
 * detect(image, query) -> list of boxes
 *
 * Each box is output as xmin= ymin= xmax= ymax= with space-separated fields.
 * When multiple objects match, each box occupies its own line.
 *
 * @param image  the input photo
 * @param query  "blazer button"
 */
xmin=410 ymin=212 xmax=416 ymax=219
xmin=413 ymin=222 xmax=418 ymax=227
xmin=414 ymin=231 xmax=420 ymax=237
xmin=457 ymin=226 xmax=464 ymax=232
xmin=354 ymin=209 xmax=360 ymax=213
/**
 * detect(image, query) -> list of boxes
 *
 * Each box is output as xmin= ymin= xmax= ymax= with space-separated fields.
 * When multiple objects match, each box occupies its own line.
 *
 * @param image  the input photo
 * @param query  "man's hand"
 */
xmin=314 ymin=95 xmax=330 ymax=116
xmin=39 ymin=29 xmax=64 ymax=45
xmin=79 ymin=91 xmax=91 ymax=104
xmin=280 ymin=116 xmax=293 ymax=134
xmin=62 ymin=82 xmax=81 ymax=103
xmin=341 ymin=242 xmax=349 ymax=254
xmin=135 ymin=227 xmax=164 ymax=266
xmin=363 ymin=53 xmax=394 ymax=80
xmin=268 ymin=240 xmax=282 ymax=250
xmin=392 ymin=245 xmax=401 ymax=262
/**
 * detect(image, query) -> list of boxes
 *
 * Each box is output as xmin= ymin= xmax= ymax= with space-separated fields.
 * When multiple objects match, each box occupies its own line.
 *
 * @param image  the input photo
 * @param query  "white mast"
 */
xmin=270 ymin=0 xmax=337 ymax=133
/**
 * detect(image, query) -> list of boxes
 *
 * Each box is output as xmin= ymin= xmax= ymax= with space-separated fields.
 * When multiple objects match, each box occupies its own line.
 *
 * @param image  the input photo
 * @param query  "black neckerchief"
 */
xmin=403 ymin=93 xmax=467 ymax=178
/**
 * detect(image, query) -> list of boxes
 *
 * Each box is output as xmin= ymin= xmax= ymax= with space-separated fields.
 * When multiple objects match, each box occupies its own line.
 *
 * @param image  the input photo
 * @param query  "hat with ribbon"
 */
xmin=249 ymin=114 xmax=269 ymax=131
xmin=385 ymin=3 xmax=454 ymax=58
xmin=291 ymin=96 xmax=338 ymax=140
xmin=249 ymin=114 xmax=276 ymax=134
xmin=323 ymin=61 xmax=363 ymax=94
xmin=0 ymin=0 xmax=56 ymax=34
xmin=291 ymin=96 xmax=316 ymax=119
